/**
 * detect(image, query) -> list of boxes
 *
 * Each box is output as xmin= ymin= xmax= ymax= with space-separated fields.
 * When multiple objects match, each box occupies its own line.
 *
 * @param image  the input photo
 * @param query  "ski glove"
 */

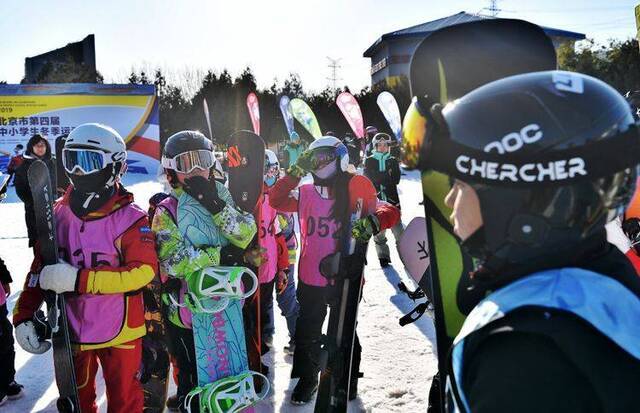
xmin=39 ymin=261 xmax=78 ymax=294
xmin=287 ymin=150 xmax=315 ymax=178
xmin=15 ymin=320 xmax=51 ymax=354
xmin=352 ymin=214 xmax=381 ymax=242
xmin=183 ymin=176 xmax=224 ymax=215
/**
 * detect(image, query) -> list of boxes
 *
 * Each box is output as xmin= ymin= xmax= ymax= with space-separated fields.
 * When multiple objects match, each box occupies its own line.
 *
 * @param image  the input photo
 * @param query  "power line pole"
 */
xmin=486 ymin=0 xmax=501 ymax=17
xmin=326 ymin=56 xmax=342 ymax=91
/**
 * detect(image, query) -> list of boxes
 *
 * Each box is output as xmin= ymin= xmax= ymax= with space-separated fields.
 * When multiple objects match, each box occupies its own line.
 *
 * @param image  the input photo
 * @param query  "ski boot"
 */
xmin=6 ymin=381 xmax=24 ymax=400
xmin=290 ymin=376 xmax=318 ymax=405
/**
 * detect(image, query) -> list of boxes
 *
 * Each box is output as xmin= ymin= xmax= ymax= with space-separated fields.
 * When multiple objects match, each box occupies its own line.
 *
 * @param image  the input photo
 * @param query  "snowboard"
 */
xmin=398 ymin=217 xmax=430 ymax=288
xmin=180 ymin=193 xmax=266 ymax=412
xmin=227 ymin=130 xmax=265 ymax=213
xmin=226 ymin=130 xmax=266 ymax=378
xmin=28 ymin=160 xmax=80 ymax=412
xmin=397 ymin=217 xmax=434 ymax=326
xmin=406 ymin=19 xmax=557 ymax=412
xmin=141 ymin=274 xmax=170 ymax=413
xmin=314 ymin=175 xmax=376 ymax=413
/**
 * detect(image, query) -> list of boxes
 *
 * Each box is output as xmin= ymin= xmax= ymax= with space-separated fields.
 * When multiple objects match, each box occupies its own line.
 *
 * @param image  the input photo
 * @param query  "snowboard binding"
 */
xmin=398 ymin=282 xmax=434 ymax=326
xmin=184 ymin=370 xmax=270 ymax=413
xmin=167 ymin=266 xmax=258 ymax=314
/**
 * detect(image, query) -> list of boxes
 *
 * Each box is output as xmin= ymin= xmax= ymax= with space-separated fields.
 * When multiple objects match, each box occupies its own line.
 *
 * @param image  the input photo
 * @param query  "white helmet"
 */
xmin=308 ymin=136 xmax=349 ymax=173
xmin=63 ymin=123 xmax=127 ymax=191
xmin=265 ymin=149 xmax=279 ymax=169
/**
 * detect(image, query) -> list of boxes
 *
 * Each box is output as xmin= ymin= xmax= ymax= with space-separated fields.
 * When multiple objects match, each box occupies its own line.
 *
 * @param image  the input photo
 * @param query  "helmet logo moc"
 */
xmin=484 ymin=124 xmax=542 ymax=154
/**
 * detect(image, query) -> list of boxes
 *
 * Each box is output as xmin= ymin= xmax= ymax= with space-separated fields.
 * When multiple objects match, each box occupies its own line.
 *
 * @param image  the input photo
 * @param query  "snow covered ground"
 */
xmin=1 ymin=168 xmax=437 ymax=412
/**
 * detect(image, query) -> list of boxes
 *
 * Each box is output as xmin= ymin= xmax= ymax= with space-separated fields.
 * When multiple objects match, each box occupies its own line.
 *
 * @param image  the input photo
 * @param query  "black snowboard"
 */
xmin=28 ymin=160 xmax=80 ymax=412
xmin=226 ymin=129 xmax=267 ymax=378
xmin=314 ymin=183 xmax=372 ymax=413
xmin=226 ymin=130 xmax=265 ymax=213
xmin=407 ymin=19 xmax=557 ymax=412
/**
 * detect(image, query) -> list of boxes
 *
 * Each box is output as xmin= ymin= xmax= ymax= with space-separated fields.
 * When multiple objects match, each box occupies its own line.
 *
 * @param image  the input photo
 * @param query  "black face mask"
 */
xmin=67 ymin=164 xmax=118 ymax=194
xmin=70 ymin=183 xmax=115 ymax=217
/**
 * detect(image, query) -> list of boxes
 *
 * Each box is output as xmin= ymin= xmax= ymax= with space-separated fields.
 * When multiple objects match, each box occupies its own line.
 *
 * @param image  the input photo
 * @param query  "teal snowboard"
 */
xmin=178 ymin=191 xmax=267 ymax=412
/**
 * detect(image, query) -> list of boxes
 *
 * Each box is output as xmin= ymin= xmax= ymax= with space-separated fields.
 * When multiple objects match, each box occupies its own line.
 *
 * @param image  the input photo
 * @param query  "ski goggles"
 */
xmin=309 ymin=145 xmax=347 ymax=170
xmin=63 ymin=148 xmax=113 ymax=175
xmin=264 ymin=163 xmax=279 ymax=177
xmin=161 ymin=149 xmax=215 ymax=174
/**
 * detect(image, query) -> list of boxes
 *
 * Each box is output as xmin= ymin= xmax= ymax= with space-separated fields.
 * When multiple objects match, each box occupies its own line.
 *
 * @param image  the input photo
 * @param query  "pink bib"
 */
xmin=258 ymin=193 xmax=279 ymax=284
xmin=56 ymin=201 xmax=146 ymax=345
xmin=297 ymin=184 xmax=340 ymax=287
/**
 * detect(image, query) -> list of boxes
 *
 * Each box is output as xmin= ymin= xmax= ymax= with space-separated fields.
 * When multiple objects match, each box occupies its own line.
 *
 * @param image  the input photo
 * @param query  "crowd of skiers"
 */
xmin=2 ymin=45 xmax=640 ymax=413
xmin=1 ymin=121 xmax=403 ymax=412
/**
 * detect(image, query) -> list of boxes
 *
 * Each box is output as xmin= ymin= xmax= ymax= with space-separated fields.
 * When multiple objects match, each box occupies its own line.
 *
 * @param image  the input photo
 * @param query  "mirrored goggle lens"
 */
xmin=401 ymin=97 xmax=429 ymax=169
xmin=174 ymin=150 xmax=215 ymax=173
xmin=63 ymin=149 xmax=106 ymax=174
xmin=310 ymin=147 xmax=339 ymax=170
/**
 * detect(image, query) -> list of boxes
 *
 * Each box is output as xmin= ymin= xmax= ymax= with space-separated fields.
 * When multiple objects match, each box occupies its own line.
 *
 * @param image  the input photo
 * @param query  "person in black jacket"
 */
xmin=364 ymin=133 xmax=403 ymax=267
xmin=406 ymin=70 xmax=640 ymax=413
xmin=13 ymin=134 xmax=56 ymax=250
xmin=342 ymin=133 xmax=361 ymax=168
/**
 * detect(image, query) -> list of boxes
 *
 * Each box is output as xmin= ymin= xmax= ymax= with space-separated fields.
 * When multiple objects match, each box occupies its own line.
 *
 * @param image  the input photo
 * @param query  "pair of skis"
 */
xmin=28 ymin=160 xmax=79 ymax=412
xmin=314 ymin=194 xmax=368 ymax=412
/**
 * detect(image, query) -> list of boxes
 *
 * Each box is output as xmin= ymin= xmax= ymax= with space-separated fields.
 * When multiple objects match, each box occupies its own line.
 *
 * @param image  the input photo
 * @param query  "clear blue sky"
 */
xmin=0 ymin=0 xmax=636 ymax=93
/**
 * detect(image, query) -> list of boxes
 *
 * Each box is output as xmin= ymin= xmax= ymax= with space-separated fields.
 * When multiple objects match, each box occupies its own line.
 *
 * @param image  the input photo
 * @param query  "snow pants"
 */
xmin=0 ymin=304 xmax=16 ymax=392
xmin=374 ymin=220 xmax=404 ymax=261
xmin=264 ymin=263 xmax=299 ymax=342
xmin=74 ymin=338 xmax=143 ymax=413
xmin=291 ymin=282 xmax=361 ymax=379
xmin=165 ymin=322 xmax=197 ymax=401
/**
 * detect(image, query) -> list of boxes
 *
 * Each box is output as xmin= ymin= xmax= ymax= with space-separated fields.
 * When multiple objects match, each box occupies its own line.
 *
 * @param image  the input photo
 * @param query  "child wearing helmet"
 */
xmin=269 ymin=136 xmax=400 ymax=404
xmin=150 ymin=130 xmax=257 ymax=410
xmin=13 ymin=123 xmax=159 ymax=412
xmin=364 ymin=133 xmax=403 ymax=267
xmin=258 ymin=150 xmax=299 ymax=354
xmin=282 ymin=131 xmax=305 ymax=170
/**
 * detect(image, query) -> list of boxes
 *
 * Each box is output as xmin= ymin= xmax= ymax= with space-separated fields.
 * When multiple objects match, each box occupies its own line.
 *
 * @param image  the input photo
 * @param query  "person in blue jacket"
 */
xmin=405 ymin=70 xmax=640 ymax=412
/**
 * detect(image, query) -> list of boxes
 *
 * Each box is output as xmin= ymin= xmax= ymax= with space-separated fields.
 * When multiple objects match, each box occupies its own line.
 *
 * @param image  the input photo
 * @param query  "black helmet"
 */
xmin=161 ymin=130 xmax=214 ymax=187
xmin=422 ymin=70 xmax=640 ymax=269
xmin=162 ymin=130 xmax=213 ymax=159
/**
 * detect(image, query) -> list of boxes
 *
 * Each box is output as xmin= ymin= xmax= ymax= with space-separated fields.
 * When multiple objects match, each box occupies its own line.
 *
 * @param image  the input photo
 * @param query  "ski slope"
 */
xmin=1 ymin=168 xmax=437 ymax=412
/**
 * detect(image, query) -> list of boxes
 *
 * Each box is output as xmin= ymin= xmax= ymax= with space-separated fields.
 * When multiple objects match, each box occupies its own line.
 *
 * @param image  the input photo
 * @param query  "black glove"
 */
xmin=183 ymin=176 xmax=224 ymax=215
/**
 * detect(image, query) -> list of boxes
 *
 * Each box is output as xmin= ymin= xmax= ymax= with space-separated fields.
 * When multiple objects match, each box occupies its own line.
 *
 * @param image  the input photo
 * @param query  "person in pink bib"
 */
xmin=270 ymin=136 xmax=400 ymax=404
xmin=257 ymin=150 xmax=291 ymax=354
xmin=13 ymin=123 xmax=158 ymax=413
